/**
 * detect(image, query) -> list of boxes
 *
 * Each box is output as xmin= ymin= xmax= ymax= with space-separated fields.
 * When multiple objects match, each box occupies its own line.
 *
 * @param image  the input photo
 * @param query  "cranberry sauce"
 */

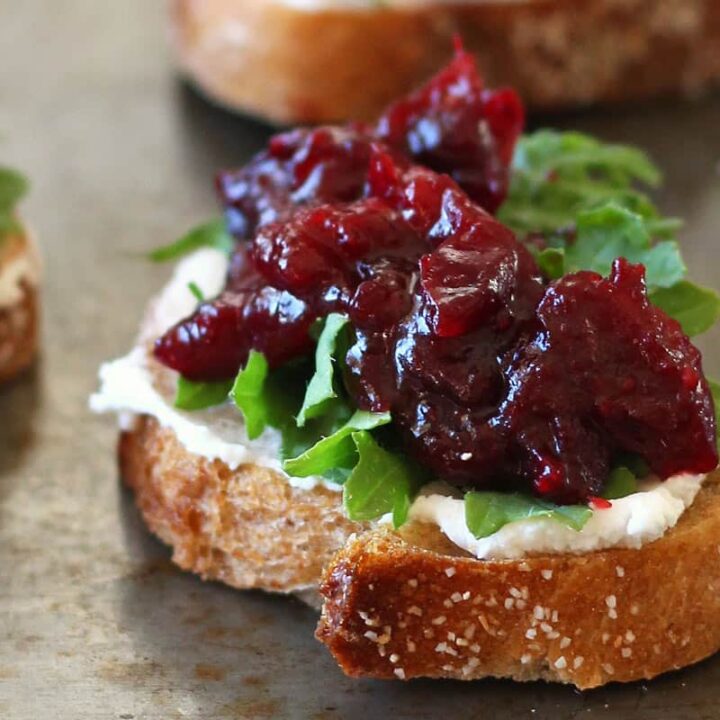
xmin=154 ymin=52 xmax=717 ymax=503
xmin=215 ymin=48 xmax=522 ymax=241
xmin=375 ymin=47 xmax=523 ymax=214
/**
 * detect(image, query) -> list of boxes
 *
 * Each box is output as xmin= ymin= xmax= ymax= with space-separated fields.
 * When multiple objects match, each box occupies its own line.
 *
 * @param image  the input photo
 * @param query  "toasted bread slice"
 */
xmin=119 ymin=415 xmax=365 ymax=594
xmin=170 ymin=0 xmax=720 ymax=124
xmin=317 ymin=471 xmax=720 ymax=688
xmin=0 ymin=229 xmax=40 ymax=383
xmin=120 ymin=410 xmax=720 ymax=688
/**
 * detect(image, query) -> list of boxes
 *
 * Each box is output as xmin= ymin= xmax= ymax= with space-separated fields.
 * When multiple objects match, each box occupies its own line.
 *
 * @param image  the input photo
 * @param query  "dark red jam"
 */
xmin=154 ymin=50 xmax=717 ymax=503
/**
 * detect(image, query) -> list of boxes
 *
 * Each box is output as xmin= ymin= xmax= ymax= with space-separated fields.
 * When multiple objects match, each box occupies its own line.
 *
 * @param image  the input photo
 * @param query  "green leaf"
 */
xmin=392 ymin=491 xmax=412 ymax=529
xmin=513 ymin=131 xmax=660 ymax=185
xmin=0 ymin=167 xmax=29 ymax=242
xmin=568 ymin=204 xmax=685 ymax=290
xmin=464 ymin=492 xmax=592 ymax=540
xmin=188 ymin=281 xmax=204 ymax=302
xmin=650 ymin=281 xmax=720 ymax=337
xmin=602 ymin=467 xmax=638 ymax=500
xmin=280 ymin=396 xmax=351 ymax=462
xmin=229 ymin=353 xmax=322 ymax=445
xmin=283 ymin=410 xmax=391 ymax=480
xmin=148 ymin=219 xmax=234 ymax=262
xmin=499 ymin=130 xmax=678 ymax=247
xmin=0 ymin=166 xmax=29 ymax=214
xmin=343 ymin=431 xmax=418 ymax=527
xmin=174 ymin=376 xmax=232 ymax=411
xmin=230 ymin=350 xmax=270 ymax=439
xmin=296 ymin=313 xmax=349 ymax=427
xmin=465 ymin=493 xmax=506 ymax=538
xmin=613 ymin=452 xmax=650 ymax=479
xmin=536 ymin=247 xmax=565 ymax=279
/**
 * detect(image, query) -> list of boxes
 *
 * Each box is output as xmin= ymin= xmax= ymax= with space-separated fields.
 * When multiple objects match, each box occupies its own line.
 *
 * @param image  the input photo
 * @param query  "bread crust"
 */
xmin=0 ymin=231 xmax=39 ymax=383
xmin=119 ymin=415 xmax=364 ymax=593
xmin=171 ymin=0 xmax=720 ymax=124
xmin=317 ymin=471 xmax=720 ymax=688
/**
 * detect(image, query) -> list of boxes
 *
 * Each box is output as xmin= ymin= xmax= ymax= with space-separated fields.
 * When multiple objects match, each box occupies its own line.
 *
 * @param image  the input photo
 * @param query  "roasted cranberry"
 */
xmin=216 ymin=47 xmax=519 ymax=243
xmin=216 ymin=127 xmax=374 ymax=240
xmin=494 ymin=260 xmax=717 ymax=501
xmin=419 ymin=214 xmax=541 ymax=338
xmin=154 ymin=288 xmax=315 ymax=380
xmin=251 ymin=199 xmax=420 ymax=307
xmin=375 ymin=47 xmax=523 ymax=212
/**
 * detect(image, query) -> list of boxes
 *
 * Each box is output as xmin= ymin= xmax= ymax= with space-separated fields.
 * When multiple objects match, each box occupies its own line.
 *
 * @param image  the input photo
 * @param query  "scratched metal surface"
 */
xmin=1 ymin=2 xmax=720 ymax=719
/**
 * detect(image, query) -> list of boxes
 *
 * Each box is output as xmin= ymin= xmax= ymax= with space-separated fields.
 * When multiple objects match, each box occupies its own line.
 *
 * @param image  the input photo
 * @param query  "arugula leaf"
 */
xmin=296 ymin=313 xmax=349 ymax=427
xmin=565 ymin=204 xmax=685 ymax=290
xmin=499 ymin=130 xmax=671 ymax=241
xmin=175 ymin=376 xmax=232 ymax=411
xmin=536 ymin=247 xmax=565 ymax=279
xmin=602 ymin=466 xmax=638 ymax=500
xmin=0 ymin=167 xmax=29 ymax=212
xmin=280 ymin=398 xmax=351 ymax=463
xmin=148 ymin=219 xmax=234 ymax=262
xmin=650 ymin=281 xmax=720 ymax=337
xmin=613 ymin=452 xmax=650 ymax=479
xmin=0 ymin=167 xmax=29 ymax=241
xmin=501 ymin=132 xmax=696 ymax=308
xmin=343 ymin=431 xmax=419 ymax=527
xmin=229 ymin=352 xmax=320 ymax=443
xmin=465 ymin=491 xmax=592 ymax=540
xmin=188 ymin=281 xmax=204 ymax=302
xmin=535 ymin=204 xmax=717 ymax=336
xmin=283 ymin=410 xmax=391 ymax=480
xmin=230 ymin=350 xmax=270 ymax=439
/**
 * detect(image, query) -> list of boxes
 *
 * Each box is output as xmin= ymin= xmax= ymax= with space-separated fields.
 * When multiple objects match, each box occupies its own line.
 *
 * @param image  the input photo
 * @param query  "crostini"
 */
xmin=93 ymin=49 xmax=720 ymax=688
xmin=0 ymin=167 xmax=38 ymax=383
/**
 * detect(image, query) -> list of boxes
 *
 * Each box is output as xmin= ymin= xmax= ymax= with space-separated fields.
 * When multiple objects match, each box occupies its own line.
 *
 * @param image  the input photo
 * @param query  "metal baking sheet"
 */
xmin=1 ymin=2 xmax=720 ymax=718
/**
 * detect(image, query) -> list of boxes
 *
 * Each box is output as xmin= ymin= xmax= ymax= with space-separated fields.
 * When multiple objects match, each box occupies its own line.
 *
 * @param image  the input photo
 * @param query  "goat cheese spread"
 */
xmin=402 ymin=476 xmax=704 ymax=560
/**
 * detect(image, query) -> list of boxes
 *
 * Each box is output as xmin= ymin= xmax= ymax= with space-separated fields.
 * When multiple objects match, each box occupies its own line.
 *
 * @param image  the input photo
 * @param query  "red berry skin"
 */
xmin=153 ymin=289 xmax=315 ymax=381
xmin=417 ymin=195 xmax=542 ymax=339
xmin=494 ymin=259 xmax=717 ymax=502
xmin=375 ymin=47 xmax=524 ymax=213
xmin=216 ymin=47 xmax=523 ymax=242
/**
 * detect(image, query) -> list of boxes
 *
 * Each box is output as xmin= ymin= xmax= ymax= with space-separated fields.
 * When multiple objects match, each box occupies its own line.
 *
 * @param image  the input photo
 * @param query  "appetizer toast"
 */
xmin=171 ymin=0 xmax=720 ymax=123
xmin=94 ymin=50 xmax=720 ymax=688
xmin=0 ymin=169 xmax=38 ymax=383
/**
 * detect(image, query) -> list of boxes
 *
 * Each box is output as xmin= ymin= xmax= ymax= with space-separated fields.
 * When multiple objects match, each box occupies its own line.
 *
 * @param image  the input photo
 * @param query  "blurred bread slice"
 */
xmin=170 ymin=0 xmax=720 ymax=124
xmin=0 ymin=228 xmax=40 ymax=383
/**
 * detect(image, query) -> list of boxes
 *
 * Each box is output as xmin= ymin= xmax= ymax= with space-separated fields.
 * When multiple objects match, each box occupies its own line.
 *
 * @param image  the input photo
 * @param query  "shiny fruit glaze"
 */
xmin=154 ymin=50 xmax=717 ymax=502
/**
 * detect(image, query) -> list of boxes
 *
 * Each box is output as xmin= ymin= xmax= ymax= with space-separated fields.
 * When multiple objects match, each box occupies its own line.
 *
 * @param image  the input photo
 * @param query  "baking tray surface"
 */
xmin=1 ymin=2 xmax=720 ymax=718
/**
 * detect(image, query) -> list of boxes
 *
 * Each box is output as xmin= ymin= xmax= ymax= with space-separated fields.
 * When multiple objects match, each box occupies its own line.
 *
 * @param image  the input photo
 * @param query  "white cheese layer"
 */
xmin=90 ymin=248 xmax=337 ymax=492
xmin=91 ymin=248 xmax=707 ymax=557
xmin=405 ymin=476 xmax=704 ymax=560
xmin=0 ymin=234 xmax=40 ymax=308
